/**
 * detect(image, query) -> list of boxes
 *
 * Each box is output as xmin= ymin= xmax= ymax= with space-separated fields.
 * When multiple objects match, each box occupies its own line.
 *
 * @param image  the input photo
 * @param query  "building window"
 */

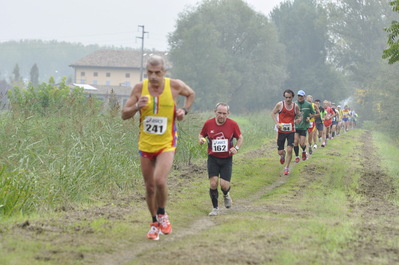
xmin=93 ymin=80 xmax=98 ymax=85
xmin=80 ymin=79 xmax=85 ymax=84
xmin=81 ymin=72 xmax=85 ymax=76
xmin=106 ymin=81 xmax=110 ymax=85
xmin=106 ymin=73 xmax=111 ymax=77
xmin=124 ymin=81 xmax=131 ymax=87
xmin=94 ymin=72 xmax=98 ymax=77
xmin=125 ymin=73 xmax=130 ymax=78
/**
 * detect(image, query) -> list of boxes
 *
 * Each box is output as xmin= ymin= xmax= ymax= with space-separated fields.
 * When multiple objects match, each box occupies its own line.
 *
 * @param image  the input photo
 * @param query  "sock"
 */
xmin=209 ymin=188 xmax=219 ymax=208
xmin=152 ymin=216 xmax=157 ymax=223
xmin=157 ymin=207 xmax=165 ymax=215
xmin=221 ymin=186 xmax=231 ymax=196
xmin=294 ymin=146 xmax=299 ymax=156
xmin=332 ymin=132 xmax=335 ymax=137
xmin=302 ymin=145 xmax=307 ymax=152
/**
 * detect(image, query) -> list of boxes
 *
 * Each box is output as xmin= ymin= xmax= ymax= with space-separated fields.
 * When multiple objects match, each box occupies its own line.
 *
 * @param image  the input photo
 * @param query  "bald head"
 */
xmin=146 ymin=55 xmax=165 ymax=71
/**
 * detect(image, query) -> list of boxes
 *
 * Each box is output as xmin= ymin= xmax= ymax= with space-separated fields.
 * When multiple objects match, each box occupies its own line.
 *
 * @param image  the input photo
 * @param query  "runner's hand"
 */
xmin=229 ymin=147 xmax=238 ymax=155
xmin=176 ymin=109 xmax=185 ymax=121
xmin=199 ymin=137 xmax=206 ymax=145
xmin=136 ymin=96 xmax=149 ymax=110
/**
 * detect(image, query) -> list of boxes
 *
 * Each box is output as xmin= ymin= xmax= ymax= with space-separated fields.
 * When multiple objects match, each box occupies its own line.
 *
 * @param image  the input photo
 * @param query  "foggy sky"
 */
xmin=1 ymin=0 xmax=284 ymax=50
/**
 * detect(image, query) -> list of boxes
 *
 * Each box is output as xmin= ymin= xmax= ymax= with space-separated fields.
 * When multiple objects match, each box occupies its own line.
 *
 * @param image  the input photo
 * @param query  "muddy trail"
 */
xmin=345 ymin=132 xmax=399 ymax=263
xmin=2 ymin=131 xmax=399 ymax=264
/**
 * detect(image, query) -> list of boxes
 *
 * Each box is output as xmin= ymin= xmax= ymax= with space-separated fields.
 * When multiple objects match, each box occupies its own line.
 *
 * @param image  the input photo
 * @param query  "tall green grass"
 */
xmin=0 ymin=78 xmax=277 ymax=217
xmin=1 ymin=79 xmax=143 ymax=217
xmin=0 ymin=166 xmax=31 ymax=216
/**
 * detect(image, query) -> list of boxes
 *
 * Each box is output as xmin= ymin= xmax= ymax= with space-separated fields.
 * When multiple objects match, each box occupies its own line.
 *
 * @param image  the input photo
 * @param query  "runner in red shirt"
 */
xmin=321 ymin=100 xmax=335 ymax=147
xmin=199 ymin=102 xmax=243 ymax=216
xmin=271 ymin=89 xmax=302 ymax=175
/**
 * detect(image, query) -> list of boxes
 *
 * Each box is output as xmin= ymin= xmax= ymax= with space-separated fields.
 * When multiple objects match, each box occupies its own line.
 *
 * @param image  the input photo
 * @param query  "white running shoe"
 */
xmin=209 ymin=207 xmax=219 ymax=216
xmin=313 ymin=144 xmax=317 ymax=149
xmin=223 ymin=192 xmax=232 ymax=208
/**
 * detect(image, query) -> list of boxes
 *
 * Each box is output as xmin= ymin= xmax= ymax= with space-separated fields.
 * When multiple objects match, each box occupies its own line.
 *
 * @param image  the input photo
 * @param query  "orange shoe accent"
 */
xmin=284 ymin=168 xmax=289 ymax=175
xmin=147 ymin=222 xmax=160 ymax=240
xmin=158 ymin=214 xmax=172 ymax=235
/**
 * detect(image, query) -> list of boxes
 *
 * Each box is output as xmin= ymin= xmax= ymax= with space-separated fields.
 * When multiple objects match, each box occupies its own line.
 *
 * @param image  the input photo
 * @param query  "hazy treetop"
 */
xmin=0 ymin=0 xmax=283 ymax=50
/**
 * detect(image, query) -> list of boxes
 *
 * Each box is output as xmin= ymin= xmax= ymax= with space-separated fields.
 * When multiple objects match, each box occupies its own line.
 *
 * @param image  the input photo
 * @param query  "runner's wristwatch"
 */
xmin=235 ymin=146 xmax=239 ymax=151
xmin=183 ymin=108 xmax=188 ymax=115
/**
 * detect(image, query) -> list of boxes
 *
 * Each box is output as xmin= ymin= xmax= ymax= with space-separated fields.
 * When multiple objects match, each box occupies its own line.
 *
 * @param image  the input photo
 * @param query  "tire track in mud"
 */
xmin=99 ymin=143 xmax=292 ymax=265
xmin=100 ymin=131 xmax=399 ymax=265
xmin=343 ymin=131 xmax=399 ymax=264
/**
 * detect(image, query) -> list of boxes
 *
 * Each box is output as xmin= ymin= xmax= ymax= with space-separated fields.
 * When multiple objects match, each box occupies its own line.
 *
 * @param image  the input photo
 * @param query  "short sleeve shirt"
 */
xmin=295 ymin=100 xmax=316 ymax=130
xmin=200 ymin=118 xmax=242 ymax=158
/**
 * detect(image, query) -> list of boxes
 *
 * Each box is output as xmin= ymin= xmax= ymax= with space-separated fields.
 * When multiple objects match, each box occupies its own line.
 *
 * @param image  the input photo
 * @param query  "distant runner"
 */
xmin=330 ymin=103 xmax=339 ymax=140
xmin=342 ymin=105 xmax=350 ymax=132
xmin=306 ymin=95 xmax=320 ymax=155
xmin=199 ymin=102 xmax=243 ymax=216
xmin=350 ymin=108 xmax=357 ymax=129
xmin=314 ymin=99 xmax=324 ymax=146
xmin=336 ymin=105 xmax=343 ymax=136
xmin=321 ymin=100 xmax=335 ymax=147
xmin=271 ymin=89 xmax=302 ymax=175
xmin=293 ymin=90 xmax=316 ymax=162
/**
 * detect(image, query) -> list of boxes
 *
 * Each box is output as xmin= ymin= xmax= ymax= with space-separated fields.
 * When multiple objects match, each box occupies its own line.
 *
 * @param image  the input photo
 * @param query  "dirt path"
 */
xmin=5 ymin=131 xmax=399 ymax=264
xmin=345 ymin=132 xmax=399 ymax=263
xmin=98 ymin=143 xmax=286 ymax=265
xmin=99 ymin=131 xmax=399 ymax=265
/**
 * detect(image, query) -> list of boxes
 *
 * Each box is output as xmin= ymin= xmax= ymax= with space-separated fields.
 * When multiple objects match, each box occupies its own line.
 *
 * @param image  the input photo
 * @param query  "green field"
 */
xmin=2 ymin=85 xmax=399 ymax=264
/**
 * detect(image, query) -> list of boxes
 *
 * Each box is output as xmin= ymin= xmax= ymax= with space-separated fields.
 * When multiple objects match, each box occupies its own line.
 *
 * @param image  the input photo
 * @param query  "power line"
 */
xmin=136 ymin=25 xmax=149 ymax=82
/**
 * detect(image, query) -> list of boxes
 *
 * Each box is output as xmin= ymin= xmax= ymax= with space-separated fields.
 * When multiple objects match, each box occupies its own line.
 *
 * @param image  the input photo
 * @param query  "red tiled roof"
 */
xmin=69 ymin=50 xmax=171 ymax=69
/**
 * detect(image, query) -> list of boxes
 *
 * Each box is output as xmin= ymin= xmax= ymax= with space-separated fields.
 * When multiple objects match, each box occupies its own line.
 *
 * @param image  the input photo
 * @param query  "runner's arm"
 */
xmin=174 ymin=80 xmax=195 ymax=121
xmin=229 ymin=134 xmax=243 ymax=155
xmin=235 ymin=134 xmax=243 ymax=149
xmin=310 ymin=105 xmax=320 ymax=118
xmin=295 ymin=105 xmax=302 ymax=124
xmin=198 ymin=133 xmax=207 ymax=145
xmin=121 ymin=84 xmax=147 ymax=120
xmin=271 ymin=102 xmax=283 ymax=126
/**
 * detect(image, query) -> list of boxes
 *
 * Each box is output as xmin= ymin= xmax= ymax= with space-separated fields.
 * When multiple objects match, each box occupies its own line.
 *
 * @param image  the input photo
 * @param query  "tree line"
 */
xmin=0 ymin=40 xmax=136 ymax=87
xmin=168 ymin=0 xmax=399 ymax=133
xmin=2 ymin=0 xmax=399 ymax=139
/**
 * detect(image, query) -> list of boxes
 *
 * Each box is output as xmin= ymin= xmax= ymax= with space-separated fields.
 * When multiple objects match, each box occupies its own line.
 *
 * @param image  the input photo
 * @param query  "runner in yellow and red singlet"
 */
xmin=122 ymin=55 xmax=195 ymax=240
xmin=306 ymin=95 xmax=320 ymax=155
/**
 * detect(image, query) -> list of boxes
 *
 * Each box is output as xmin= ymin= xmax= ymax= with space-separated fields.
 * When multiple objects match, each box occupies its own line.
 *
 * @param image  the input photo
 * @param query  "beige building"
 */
xmin=69 ymin=50 xmax=171 ymax=106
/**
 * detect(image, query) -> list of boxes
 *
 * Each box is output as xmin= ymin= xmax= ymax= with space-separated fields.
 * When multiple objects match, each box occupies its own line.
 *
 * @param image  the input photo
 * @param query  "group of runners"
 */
xmin=271 ymin=89 xmax=357 ymax=175
xmin=122 ymin=55 xmax=243 ymax=240
xmin=122 ymin=55 xmax=358 ymax=240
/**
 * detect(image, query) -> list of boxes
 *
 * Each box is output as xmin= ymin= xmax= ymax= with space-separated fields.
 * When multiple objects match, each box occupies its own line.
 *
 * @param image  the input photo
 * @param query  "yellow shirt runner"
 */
xmin=139 ymin=78 xmax=177 ymax=154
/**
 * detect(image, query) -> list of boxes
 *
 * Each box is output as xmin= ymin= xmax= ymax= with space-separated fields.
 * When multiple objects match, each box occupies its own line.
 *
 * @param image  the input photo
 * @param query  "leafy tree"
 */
xmin=271 ymin=0 xmax=348 ymax=102
xmin=383 ymin=0 xmax=399 ymax=64
xmin=11 ymin=64 xmax=22 ymax=83
xmin=7 ymin=76 xmax=96 ymax=117
xmin=9 ymin=63 xmax=24 ymax=88
xmin=168 ymin=0 xmax=287 ymax=111
xmin=0 ymin=79 xmax=11 ymax=107
xmin=29 ymin=63 xmax=39 ymax=87
xmin=324 ymin=0 xmax=394 ymax=81
xmin=0 ymin=40 xmax=138 ymax=85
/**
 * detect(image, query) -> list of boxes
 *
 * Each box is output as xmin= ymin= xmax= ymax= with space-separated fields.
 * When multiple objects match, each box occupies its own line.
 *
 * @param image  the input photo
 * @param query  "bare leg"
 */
xmin=286 ymin=145 xmax=293 ymax=168
xmin=308 ymin=130 xmax=313 ymax=147
xmin=141 ymin=151 xmax=174 ymax=217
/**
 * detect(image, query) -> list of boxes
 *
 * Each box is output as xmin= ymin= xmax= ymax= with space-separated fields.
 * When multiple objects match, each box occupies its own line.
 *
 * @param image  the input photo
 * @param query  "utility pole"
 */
xmin=136 ymin=25 xmax=149 ymax=82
